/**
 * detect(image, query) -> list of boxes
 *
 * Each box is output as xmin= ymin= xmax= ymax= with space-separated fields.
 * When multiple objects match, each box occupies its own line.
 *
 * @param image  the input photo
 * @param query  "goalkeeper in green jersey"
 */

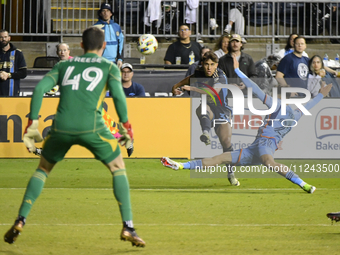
xmin=4 ymin=27 xmax=145 ymax=247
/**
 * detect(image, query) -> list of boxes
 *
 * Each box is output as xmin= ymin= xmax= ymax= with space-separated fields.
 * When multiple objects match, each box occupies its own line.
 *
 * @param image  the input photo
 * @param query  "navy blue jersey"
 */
xmin=192 ymin=67 xmax=231 ymax=113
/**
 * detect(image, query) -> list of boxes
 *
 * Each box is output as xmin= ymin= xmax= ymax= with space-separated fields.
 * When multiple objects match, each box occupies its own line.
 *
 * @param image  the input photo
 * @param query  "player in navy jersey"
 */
xmin=163 ymin=54 xmax=332 ymax=193
xmin=172 ymin=51 xmax=241 ymax=186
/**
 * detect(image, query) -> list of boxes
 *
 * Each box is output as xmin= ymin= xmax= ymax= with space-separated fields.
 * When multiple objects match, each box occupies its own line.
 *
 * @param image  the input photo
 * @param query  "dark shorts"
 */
xmin=42 ymin=128 xmax=120 ymax=164
xmin=208 ymin=103 xmax=232 ymax=123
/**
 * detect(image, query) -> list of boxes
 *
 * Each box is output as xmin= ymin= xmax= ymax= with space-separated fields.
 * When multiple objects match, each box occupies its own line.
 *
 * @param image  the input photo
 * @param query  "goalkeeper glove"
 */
xmin=118 ymin=121 xmax=133 ymax=149
xmin=23 ymin=119 xmax=44 ymax=153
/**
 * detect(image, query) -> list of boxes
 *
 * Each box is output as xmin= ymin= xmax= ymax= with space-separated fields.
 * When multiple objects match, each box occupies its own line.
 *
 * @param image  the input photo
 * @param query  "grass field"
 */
xmin=1 ymin=158 xmax=340 ymax=255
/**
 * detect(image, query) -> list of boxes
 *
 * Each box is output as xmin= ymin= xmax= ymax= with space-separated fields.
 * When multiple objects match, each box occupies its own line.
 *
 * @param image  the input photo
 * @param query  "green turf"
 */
xmin=1 ymin=159 xmax=340 ymax=254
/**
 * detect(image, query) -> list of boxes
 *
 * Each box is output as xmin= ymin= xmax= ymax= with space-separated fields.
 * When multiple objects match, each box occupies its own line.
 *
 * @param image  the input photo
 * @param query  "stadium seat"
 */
xmin=248 ymin=2 xmax=273 ymax=26
xmin=33 ymin=56 xmax=59 ymax=68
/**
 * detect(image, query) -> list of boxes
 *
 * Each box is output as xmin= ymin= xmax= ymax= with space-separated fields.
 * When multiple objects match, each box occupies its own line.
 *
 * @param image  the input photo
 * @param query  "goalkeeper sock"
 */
xmin=285 ymin=170 xmax=305 ymax=187
xmin=18 ymin=169 xmax=48 ymax=218
xmin=112 ymin=169 xmax=133 ymax=222
xmin=199 ymin=114 xmax=211 ymax=132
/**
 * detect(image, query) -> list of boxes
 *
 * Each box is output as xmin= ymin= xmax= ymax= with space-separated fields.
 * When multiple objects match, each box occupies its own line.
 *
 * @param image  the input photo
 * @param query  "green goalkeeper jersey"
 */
xmin=30 ymin=53 xmax=128 ymax=134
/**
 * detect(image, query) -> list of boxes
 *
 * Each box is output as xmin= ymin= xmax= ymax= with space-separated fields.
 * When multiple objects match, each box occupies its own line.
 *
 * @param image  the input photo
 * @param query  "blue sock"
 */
xmin=183 ymin=160 xmax=203 ymax=170
xmin=285 ymin=170 xmax=305 ymax=187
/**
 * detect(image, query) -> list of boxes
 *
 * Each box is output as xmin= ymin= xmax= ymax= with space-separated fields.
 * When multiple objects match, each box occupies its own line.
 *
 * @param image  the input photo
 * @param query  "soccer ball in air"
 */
xmin=137 ymin=34 xmax=158 ymax=55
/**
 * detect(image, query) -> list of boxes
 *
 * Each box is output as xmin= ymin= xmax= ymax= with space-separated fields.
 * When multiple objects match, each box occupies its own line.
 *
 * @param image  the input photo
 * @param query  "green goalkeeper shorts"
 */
xmin=42 ymin=128 xmax=121 ymax=164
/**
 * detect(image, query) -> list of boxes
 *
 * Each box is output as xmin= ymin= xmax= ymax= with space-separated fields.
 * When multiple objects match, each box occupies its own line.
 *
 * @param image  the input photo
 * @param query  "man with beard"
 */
xmin=94 ymin=3 xmax=124 ymax=68
xmin=218 ymin=34 xmax=257 ymax=89
xmin=0 ymin=29 xmax=27 ymax=96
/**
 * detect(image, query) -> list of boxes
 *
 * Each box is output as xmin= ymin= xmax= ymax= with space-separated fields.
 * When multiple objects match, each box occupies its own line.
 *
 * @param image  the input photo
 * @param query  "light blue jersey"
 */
xmin=231 ymin=68 xmax=323 ymax=165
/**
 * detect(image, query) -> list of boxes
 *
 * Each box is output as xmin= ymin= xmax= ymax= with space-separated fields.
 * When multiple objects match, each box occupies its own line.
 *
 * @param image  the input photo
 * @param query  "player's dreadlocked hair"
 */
xmin=82 ymin=26 xmax=105 ymax=51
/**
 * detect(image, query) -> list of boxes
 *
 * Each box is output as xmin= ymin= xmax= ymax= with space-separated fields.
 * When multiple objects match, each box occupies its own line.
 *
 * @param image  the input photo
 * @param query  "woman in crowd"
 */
xmin=277 ymin=33 xmax=308 ymax=59
xmin=213 ymin=34 xmax=231 ymax=59
xmin=308 ymin=55 xmax=340 ymax=97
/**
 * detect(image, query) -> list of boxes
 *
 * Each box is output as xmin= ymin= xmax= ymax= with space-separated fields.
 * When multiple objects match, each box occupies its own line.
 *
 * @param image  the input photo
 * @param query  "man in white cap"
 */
xmin=94 ymin=3 xmax=124 ymax=68
xmin=121 ymin=63 xmax=145 ymax=97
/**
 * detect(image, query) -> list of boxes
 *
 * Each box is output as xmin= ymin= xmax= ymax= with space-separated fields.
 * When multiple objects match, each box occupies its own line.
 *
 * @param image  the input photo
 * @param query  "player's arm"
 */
xmin=172 ymin=75 xmax=192 ymax=95
xmin=294 ymin=83 xmax=332 ymax=121
xmin=232 ymin=54 xmax=266 ymax=102
xmin=23 ymin=65 xmax=59 ymax=153
xmin=107 ymin=64 xmax=134 ymax=148
xmin=30 ymin=65 xmax=60 ymax=119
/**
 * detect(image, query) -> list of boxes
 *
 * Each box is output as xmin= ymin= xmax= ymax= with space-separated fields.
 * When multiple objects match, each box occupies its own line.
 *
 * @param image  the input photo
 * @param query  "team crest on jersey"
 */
xmin=297 ymin=63 xmax=308 ymax=80
xmin=0 ymin=61 xmax=13 ymax=68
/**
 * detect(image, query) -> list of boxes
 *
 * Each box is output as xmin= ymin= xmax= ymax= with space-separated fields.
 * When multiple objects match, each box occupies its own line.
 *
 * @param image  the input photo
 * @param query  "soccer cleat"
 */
xmin=200 ymin=133 xmax=211 ymax=145
xmin=4 ymin=224 xmax=23 ymax=244
xmin=327 ymin=212 xmax=340 ymax=223
xmin=302 ymin=184 xmax=316 ymax=194
xmin=161 ymin=157 xmax=183 ymax=170
xmin=127 ymin=141 xmax=134 ymax=157
xmin=228 ymin=176 xmax=240 ymax=186
xmin=120 ymin=227 xmax=145 ymax=247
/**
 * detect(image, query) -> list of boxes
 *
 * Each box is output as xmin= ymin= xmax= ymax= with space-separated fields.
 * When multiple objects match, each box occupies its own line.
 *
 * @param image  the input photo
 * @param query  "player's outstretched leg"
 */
xmin=161 ymin=157 xmax=184 ymax=170
xmin=327 ymin=212 xmax=340 ymax=223
xmin=261 ymin=155 xmax=316 ymax=194
xmin=161 ymin=157 xmax=206 ymax=171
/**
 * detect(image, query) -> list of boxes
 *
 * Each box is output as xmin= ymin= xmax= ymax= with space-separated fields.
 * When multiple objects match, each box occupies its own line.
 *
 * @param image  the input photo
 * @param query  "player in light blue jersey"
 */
xmin=162 ymin=54 xmax=332 ymax=193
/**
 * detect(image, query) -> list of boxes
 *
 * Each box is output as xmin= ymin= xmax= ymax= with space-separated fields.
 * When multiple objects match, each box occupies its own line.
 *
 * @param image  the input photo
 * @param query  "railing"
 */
xmin=1 ymin=0 xmax=340 ymax=44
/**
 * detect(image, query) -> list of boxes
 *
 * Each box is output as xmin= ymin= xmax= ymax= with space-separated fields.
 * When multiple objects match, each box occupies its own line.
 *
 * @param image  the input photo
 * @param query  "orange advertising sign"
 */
xmin=0 ymin=98 xmax=190 ymax=158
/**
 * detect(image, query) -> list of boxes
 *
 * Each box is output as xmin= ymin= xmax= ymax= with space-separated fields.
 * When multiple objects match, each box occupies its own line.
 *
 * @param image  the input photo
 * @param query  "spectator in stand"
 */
xmin=94 ymin=3 xmax=124 ymax=68
xmin=56 ymin=43 xmax=73 ymax=60
xmin=308 ymin=55 xmax=340 ymax=97
xmin=277 ymin=33 xmax=308 ymax=59
xmin=121 ymin=63 xmax=145 ymax=97
xmin=276 ymin=36 xmax=309 ymax=95
xmin=276 ymin=36 xmax=337 ymax=97
xmin=224 ymin=3 xmax=247 ymax=44
xmin=185 ymin=46 xmax=211 ymax=77
xmin=0 ymin=29 xmax=27 ymax=96
xmin=218 ymin=34 xmax=256 ymax=88
xmin=214 ymin=34 xmax=230 ymax=59
xmin=164 ymin=23 xmax=202 ymax=65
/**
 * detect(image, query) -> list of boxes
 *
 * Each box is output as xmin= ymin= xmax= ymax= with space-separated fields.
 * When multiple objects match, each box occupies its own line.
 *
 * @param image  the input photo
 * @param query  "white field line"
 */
xmin=0 ymin=188 xmax=338 ymax=191
xmin=0 ymin=223 xmax=337 ymax=227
